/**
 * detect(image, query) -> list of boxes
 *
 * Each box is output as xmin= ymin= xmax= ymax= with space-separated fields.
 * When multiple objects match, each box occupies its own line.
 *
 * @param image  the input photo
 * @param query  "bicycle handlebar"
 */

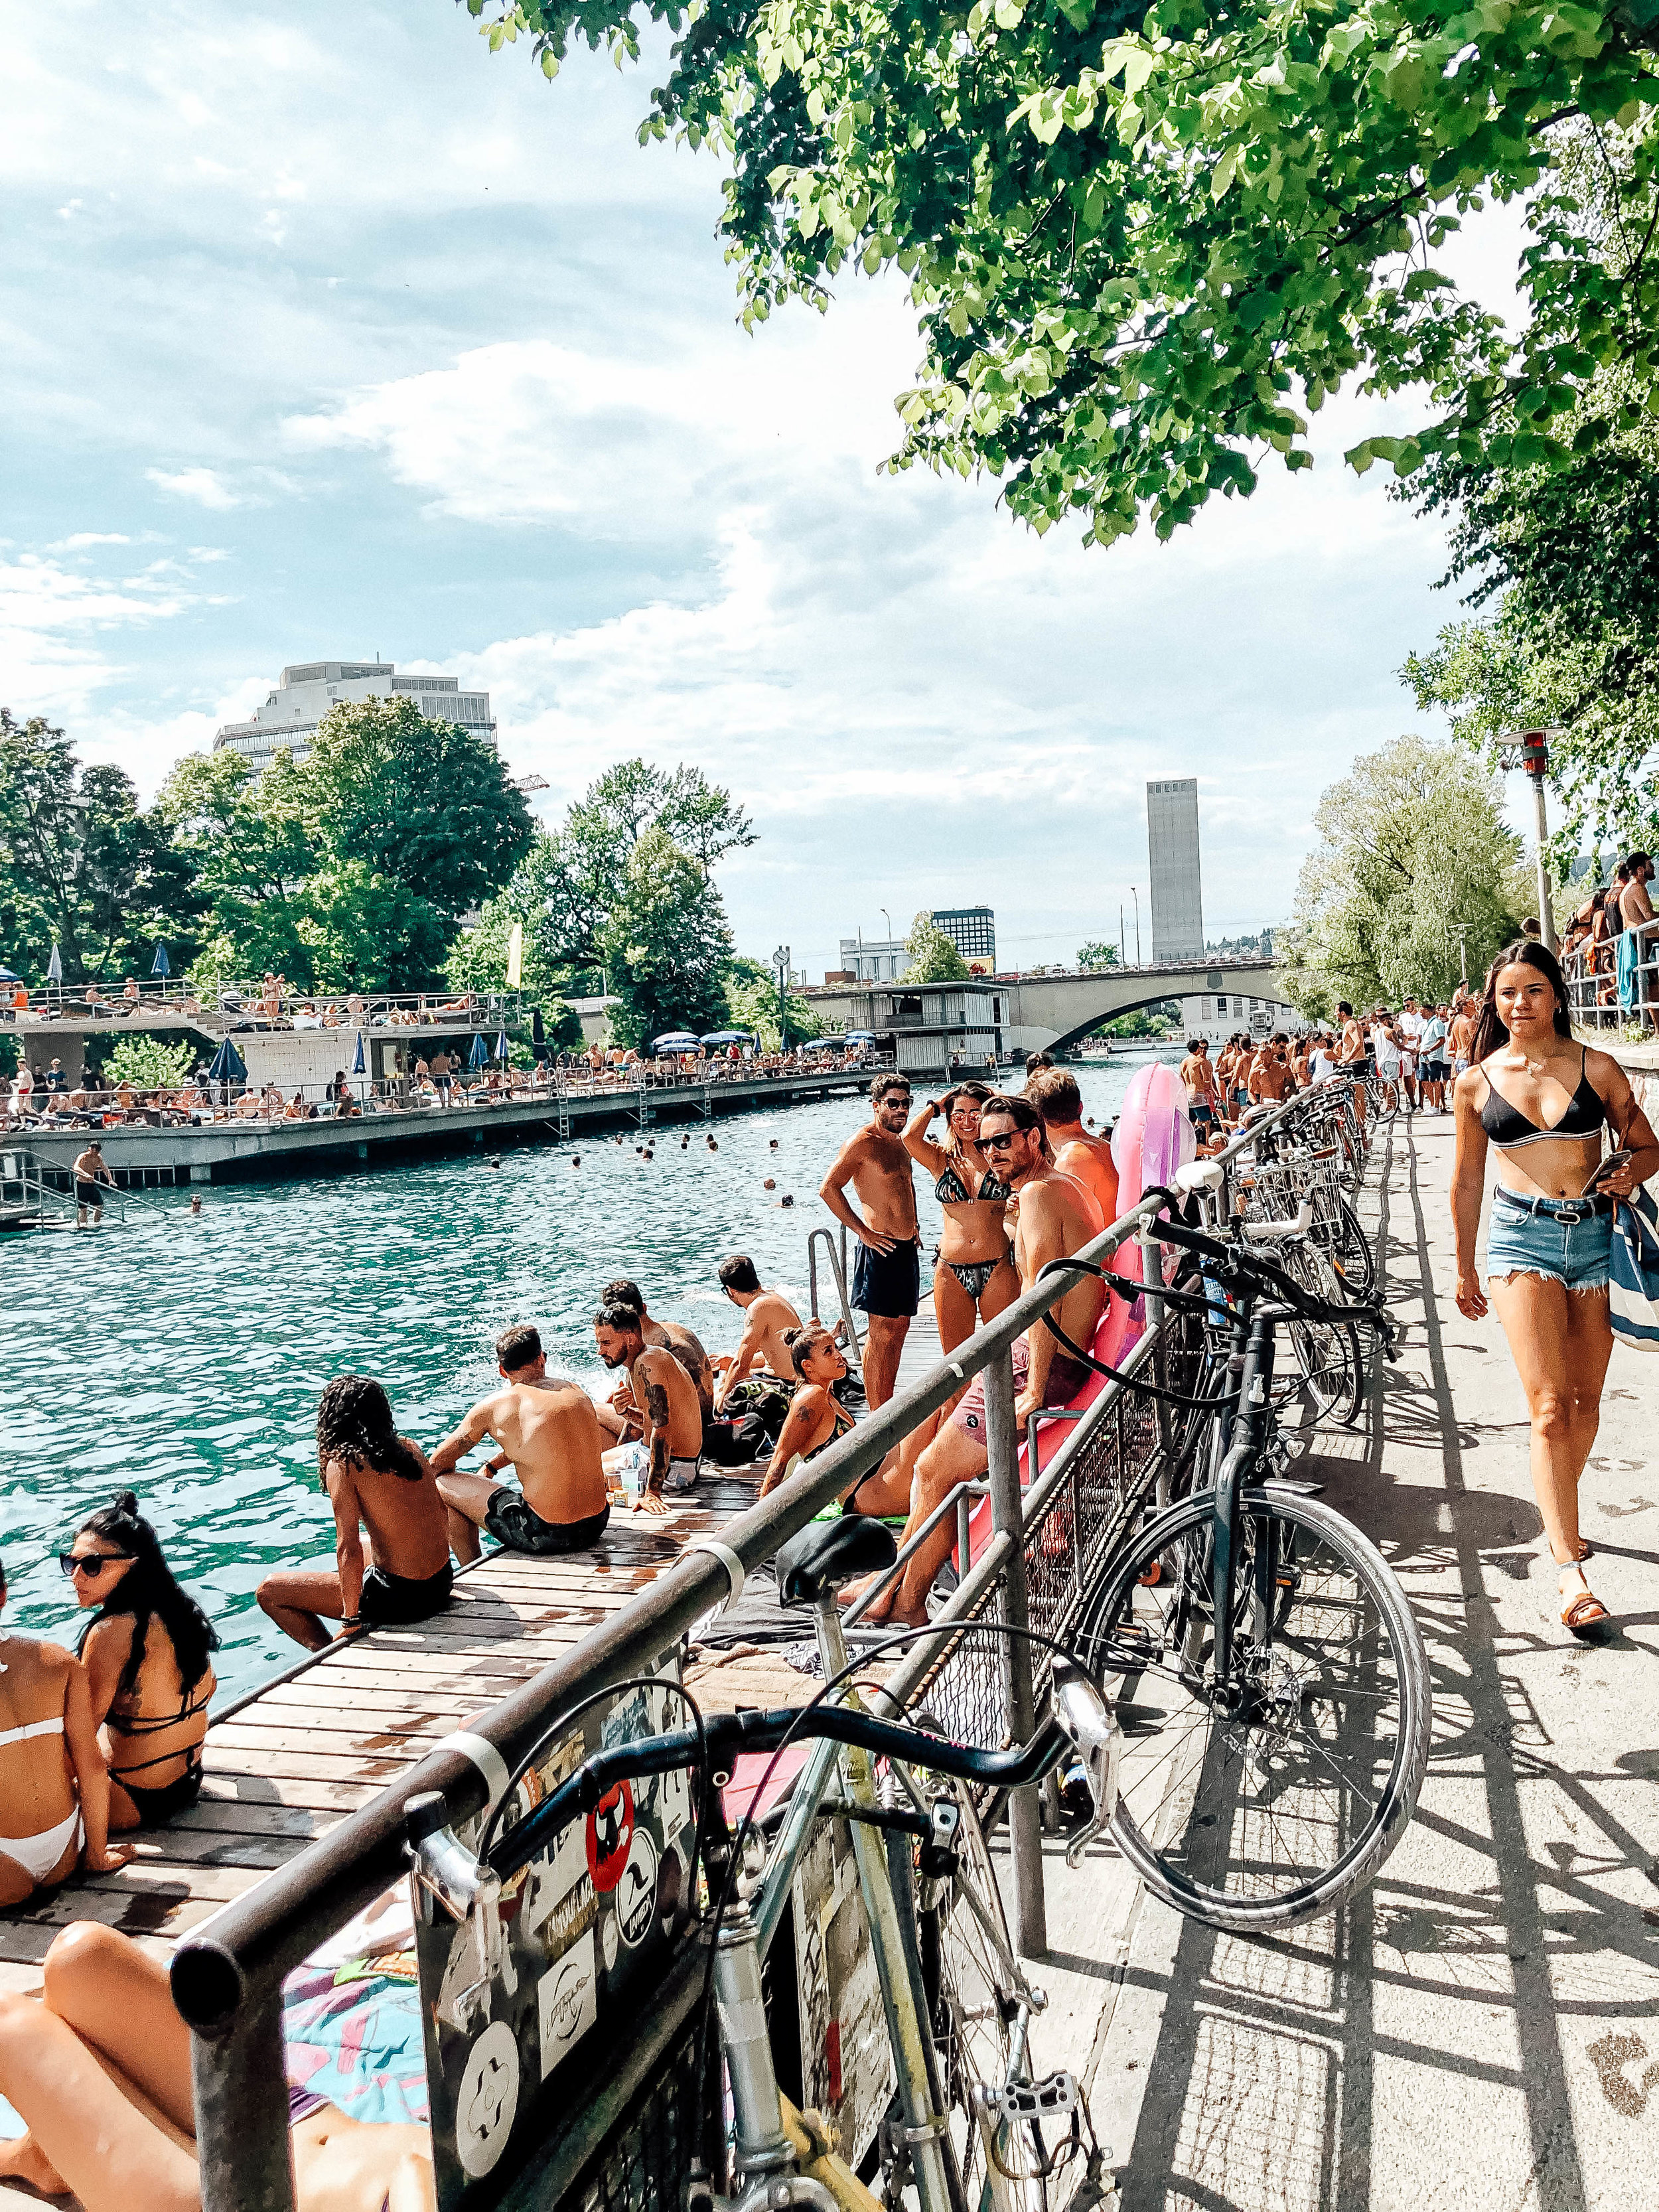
xmin=484 ymin=1705 xmax=1069 ymax=1883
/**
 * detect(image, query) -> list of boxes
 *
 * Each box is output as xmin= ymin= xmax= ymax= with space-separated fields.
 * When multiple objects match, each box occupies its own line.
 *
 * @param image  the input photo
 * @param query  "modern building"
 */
xmin=830 ymin=982 xmax=1005 ymax=1079
xmin=1178 ymin=990 xmax=1303 ymax=1043
xmin=1147 ymin=779 xmax=1204 ymax=961
xmin=213 ymin=660 xmax=497 ymax=773
xmin=932 ymin=906 xmax=997 ymax=972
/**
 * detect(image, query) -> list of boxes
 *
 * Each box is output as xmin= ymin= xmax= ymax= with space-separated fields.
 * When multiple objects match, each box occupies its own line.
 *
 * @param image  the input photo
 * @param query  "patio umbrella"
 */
xmin=651 ymin=1031 xmax=703 ymax=1054
xmin=0 ymin=968 xmax=21 ymax=986
xmin=206 ymin=1037 xmax=247 ymax=1084
xmin=494 ymin=1028 xmax=510 ymax=1061
xmin=468 ymin=1031 xmax=488 ymax=1069
xmin=844 ymin=1030 xmax=879 ymax=1043
xmin=46 ymin=945 xmax=62 ymax=985
xmin=151 ymin=943 xmax=171 ymax=978
xmin=531 ymin=1005 xmax=546 ymax=1045
xmin=351 ymin=1031 xmax=366 ymax=1076
xmin=699 ymin=1030 xmax=750 ymax=1045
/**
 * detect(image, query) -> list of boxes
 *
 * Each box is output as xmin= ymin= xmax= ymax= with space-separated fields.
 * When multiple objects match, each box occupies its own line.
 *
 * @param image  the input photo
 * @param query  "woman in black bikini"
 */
xmin=69 ymin=1494 xmax=218 ymax=1830
xmin=1451 ymin=940 xmax=1659 ymax=1635
xmin=902 ymin=1085 xmax=1019 ymax=1354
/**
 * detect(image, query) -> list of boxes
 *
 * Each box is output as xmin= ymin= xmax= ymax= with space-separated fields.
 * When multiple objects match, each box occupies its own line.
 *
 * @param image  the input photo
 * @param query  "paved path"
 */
xmin=1077 ymin=1112 xmax=1659 ymax=2212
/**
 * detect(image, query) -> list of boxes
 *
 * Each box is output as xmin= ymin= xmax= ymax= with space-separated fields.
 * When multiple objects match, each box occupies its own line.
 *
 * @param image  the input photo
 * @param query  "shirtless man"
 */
xmin=1447 ymin=998 xmax=1477 ymax=1082
xmin=1027 ymin=1069 xmax=1119 ymax=1223
xmin=1249 ymin=1035 xmax=1297 ymax=1105
xmin=593 ymin=1277 xmax=715 ymax=1441
xmin=593 ymin=1302 xmax=705 ymax=1516
xmin=711 ymin=1254 xmax=804 ymax=1408
xmin=854 ymin=1093 xmax=1105 ymax=1625
xmin=1335 ymin=1000 xmax=1369 ymax=1128
xmin=1178 ymin=1037 xmax=1220 ymax=1140
xmin=430 ymin=1323 xmax=610 ymax=1560
xmin=818 ymin=1074 xmax=921 ymax=1407
xmin=1619 ymin=851 xmax=1656 ymax=1027
xmin=71 ymin=1140 xmax=113 ymax=1229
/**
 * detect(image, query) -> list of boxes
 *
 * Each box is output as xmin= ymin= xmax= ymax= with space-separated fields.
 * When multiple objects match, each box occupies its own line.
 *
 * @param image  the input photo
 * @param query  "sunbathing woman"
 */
xmin=0 ymin=1919 xmax=435 ymax=2212
xmin=0 ymin=1558 xmax=131 ymax=1907
xmin=70 ymin=1493 xmax=218 ymax=1831
xmin=902 ymin=1085 xmax=1018 ymax=1353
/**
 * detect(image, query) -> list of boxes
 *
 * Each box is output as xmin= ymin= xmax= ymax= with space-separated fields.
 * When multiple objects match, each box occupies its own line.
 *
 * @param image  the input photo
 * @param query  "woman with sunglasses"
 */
xmin=68 ymin=1493 xmax=218 ymax=1830
xmin=0 ymin=1558 xmax=131 ymax=1907
xmin=902 ymin=1083 xmax=1019 ymax=1355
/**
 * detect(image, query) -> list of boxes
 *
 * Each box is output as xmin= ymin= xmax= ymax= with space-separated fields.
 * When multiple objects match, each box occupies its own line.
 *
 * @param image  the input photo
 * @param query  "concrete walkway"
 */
xmin=1068 ymin=1111 xmax=1659 ymax=2212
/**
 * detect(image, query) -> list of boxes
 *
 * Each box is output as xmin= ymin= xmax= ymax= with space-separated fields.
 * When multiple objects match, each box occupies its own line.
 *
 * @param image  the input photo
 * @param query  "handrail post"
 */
xmin=192 ymin=2006 xmax=295 ymax=2212
xmin=984 ymin=1344 xmax=1046 ymax=1956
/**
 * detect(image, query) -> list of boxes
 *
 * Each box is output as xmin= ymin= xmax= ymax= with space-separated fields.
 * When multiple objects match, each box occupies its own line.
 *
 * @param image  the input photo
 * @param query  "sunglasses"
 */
xmin=58 ymin=1551 xmax=135 ymax=1579
xmin=979 ymin=1130 xmax=1025 ymax=1150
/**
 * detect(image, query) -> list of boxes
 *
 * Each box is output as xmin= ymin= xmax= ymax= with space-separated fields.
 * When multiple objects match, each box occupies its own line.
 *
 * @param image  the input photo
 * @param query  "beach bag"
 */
xmin=1609 ymin=1187 xmax=1659 ymax=1348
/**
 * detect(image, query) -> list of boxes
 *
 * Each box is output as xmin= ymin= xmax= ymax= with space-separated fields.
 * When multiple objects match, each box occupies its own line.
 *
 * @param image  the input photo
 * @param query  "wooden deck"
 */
xmin=0 ymin=1474 xmax=770 ymax=1991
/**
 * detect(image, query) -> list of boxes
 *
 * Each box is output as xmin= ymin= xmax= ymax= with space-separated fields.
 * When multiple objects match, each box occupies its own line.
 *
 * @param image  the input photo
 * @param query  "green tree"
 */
xmin=1100 ymin=1001 xmax=1180 ymax=1038
xmin=474 ymin=0 xmax=1659 ymax=545
xmin=1284 ymin=735 xmax=1523 ymax=1011
xmin=904 ymin=910 xmax=972 ymax=982
xmin=1076 ymin=939 xmax=1120 ymax=971
xmin=596 ymin=826 xmax=737 ymax=1045
xmin=297 ymin=859 xmax=453 ymax=992
xmin=160 ymin=748 xmax=319 ymax=984
xmin=100 ymin=1035 xmax=196 ymax=1089
xmin=725 ymin=955 xmax=825 ymax=1048
xmin=0 ymin=713 xmax=203 ymax=983
xmin=303 ymin=698 xmax=534 ymax=928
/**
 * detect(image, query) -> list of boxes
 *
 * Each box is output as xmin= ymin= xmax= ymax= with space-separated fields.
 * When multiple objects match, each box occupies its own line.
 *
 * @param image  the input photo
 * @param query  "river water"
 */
xmin=0 ymin=1057 xmax=1162 ymax=1700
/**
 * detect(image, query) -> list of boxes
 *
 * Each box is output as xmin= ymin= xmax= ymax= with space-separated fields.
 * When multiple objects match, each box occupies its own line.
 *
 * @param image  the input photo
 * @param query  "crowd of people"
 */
xmin=1558 ymin=851 xmax=1656 ymax=1022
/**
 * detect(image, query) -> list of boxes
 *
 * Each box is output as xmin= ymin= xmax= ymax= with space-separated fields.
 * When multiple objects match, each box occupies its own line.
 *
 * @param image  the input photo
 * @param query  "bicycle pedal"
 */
xmin=978 ymin=2071 xmax=1078 ymax=2123
xmin=1137 ymin=1561 xmax=1162 ymax=1587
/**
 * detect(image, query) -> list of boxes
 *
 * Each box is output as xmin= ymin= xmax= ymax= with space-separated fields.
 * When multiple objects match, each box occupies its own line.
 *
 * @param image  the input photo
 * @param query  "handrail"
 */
xmin=169 ymin=1084 xmax=1319 ymax=2212
xmin=1561 ymin=915 xmax=1659 ymax=1035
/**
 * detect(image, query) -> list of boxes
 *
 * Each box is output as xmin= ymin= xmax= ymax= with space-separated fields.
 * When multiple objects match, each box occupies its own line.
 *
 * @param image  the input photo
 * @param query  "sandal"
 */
xmin=1575 ymin=1540 xmax=1593 ymax=1562
xmin=1560 ymin=1589 xmax=1612 ymax=1638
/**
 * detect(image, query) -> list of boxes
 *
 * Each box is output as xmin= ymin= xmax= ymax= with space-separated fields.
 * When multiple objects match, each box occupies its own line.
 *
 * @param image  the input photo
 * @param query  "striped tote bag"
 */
xmin=1609 ymin=1188 xmax=1659 ymax=1348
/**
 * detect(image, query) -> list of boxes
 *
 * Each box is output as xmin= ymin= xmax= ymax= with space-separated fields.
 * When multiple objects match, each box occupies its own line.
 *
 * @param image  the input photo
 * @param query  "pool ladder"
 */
xmin=806 ymin=1225 xmax=865 ymax=1384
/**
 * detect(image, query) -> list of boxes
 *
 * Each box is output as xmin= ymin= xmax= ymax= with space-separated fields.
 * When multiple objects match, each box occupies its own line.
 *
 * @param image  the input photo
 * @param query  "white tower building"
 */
xmin=1146 ymin=778 xmax=1204 ymax=962
xmin=213 ymin=660 xmax=496 ymax=773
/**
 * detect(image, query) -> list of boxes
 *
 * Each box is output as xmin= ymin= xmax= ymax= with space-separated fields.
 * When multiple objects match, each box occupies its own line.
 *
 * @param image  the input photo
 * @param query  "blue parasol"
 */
xmin=652 ymin=1031 xmax=703 ymax=1054
xmin=494 ymin=1028 xmax=509 ymax=1061
xmin=468 ymin=1031 xmax=488 ymax=1069
xmin=151 ymin=942 xmax=170 ymax=978
xmin=0 ymin=967 xmax=21 ymax=986
xmin=351 ymin=1031 xmax=366 ymax=1076
xmin=206 ymin=1037 xmax=247 ymax=1084
xmin=843 ymin=1030 xmax=879 ymax=1043
xmin=699 ymin=1030 xmax=751 ymax=1045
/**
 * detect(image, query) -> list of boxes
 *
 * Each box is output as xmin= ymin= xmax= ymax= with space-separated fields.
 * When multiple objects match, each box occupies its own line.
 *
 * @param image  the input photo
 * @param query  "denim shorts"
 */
xmin=1486 ymin=1189 xmax=1613 ymax=1292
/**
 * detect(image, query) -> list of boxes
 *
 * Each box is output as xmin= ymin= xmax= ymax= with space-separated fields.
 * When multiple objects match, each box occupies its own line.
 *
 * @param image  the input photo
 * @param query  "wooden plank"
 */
xmin=196 ymin=1771 xmax=381 ymax=1812
xmin=204 ymin=1745 xmax=417 ymax=1785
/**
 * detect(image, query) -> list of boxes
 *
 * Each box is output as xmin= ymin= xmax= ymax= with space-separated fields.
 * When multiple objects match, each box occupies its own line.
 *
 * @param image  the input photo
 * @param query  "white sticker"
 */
xmin=602 ymin=1908 xmax=620 ymax=1973
xmin=455 ymin=2018 xmax=520 ymax=2177
xmin=521 ymin=1814 xmax=589 ymax=1939
xmin=537 ymin=1928 xmax=598 ymax=2075
xmin=615 ymin=1827 xmax=659 ymax=1951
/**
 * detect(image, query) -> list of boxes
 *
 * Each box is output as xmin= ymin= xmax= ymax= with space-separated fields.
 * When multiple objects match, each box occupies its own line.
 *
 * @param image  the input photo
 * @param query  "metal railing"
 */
xmin=3 ymin=980 xmax=531 ymax=1033
xmin=168 ymin=1088 xmax=1322 ymax=2212
xmin=1562 ymin=919 xmax=1659 ymax=1035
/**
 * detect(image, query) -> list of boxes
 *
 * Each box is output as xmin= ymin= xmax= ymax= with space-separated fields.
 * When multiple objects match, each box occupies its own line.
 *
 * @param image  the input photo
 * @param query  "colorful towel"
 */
xmin=281 ymin=1959 xmax=429 ymax=2128
xmin=1618 ymin=930 xmax=1639 ymax=1010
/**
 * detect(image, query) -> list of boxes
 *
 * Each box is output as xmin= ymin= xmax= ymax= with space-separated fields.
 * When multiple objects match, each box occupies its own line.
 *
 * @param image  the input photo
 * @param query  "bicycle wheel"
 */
xmin=926 ymin=1790 xmax=1053 ymax=2212
xmin=1273 ymin=1242 xmax=1364 ymax=1430
xmin=1326 ymin=1194 xmax=1375 ymax=1297
xmin=1075 ymin=1487 xmax=1430 ymax=1929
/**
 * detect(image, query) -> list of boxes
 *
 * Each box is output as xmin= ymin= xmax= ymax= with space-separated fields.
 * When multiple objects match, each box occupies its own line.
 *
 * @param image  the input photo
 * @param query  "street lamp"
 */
xmin=880 ymin=907 xmax=893 ymax=982
xmin=1498 ymin=727 xmax=1559 ymax=953
xmin=772 ymin=944 xmax=791 ymax=1051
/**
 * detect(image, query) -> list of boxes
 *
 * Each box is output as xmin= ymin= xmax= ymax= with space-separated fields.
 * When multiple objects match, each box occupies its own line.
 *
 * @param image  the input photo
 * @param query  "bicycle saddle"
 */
xmin=776 ymin=1516 xmax=897 ymax=1604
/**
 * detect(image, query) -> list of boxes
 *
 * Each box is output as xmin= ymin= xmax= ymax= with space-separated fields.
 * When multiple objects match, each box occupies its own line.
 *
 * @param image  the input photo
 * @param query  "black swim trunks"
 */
xmin=851 ymin=1238 xmax=920 ymax=1319
xmin=484 ymin=1491 xmax=611 ymax=1557
xmin=359 ymin=1560 xmax=454 ymax=1627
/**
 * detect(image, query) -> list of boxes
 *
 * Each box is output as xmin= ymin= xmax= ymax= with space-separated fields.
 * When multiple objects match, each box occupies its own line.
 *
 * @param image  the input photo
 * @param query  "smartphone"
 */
xmin=1585 ymin=1149 xmax=1634 ymax=1194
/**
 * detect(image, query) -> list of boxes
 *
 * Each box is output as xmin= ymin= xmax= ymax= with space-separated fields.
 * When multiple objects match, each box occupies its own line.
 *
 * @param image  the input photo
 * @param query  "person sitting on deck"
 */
xmin=593 ymin=1302 xmax=704 ymax=1517
xmin=847 ymin=1094 xmax=1105 ymax=1627
xmin=755 ymin=1325 xmax=920 ymax=1514
xmin=257 ymin=1380 xmax=455 ymax=1649
xmin=65 ymin=1493 xmax=218 ymax=1832
xmin=711 ymin=1254 xmax=804 ymax=1409
xmin=1 ymin=1556 xmax=131 ymax=1907
xmin=431 ymin=1324 xmax=611 ymax=1558
xmin=595 ymin=1278 xmax=716 ymax=1439
xmin=0 ymin=1920 xmax=437 ymax=2212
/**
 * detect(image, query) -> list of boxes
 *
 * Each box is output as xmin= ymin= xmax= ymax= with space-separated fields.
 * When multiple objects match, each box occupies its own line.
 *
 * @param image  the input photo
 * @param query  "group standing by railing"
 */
xmin=1557 ymin=848 xmax=1658 ymax=1030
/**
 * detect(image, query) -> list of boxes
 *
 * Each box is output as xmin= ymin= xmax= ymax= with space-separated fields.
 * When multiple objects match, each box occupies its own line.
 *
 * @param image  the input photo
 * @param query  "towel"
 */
xmin=1618 ymin=930 xmax=1639 ymax=1010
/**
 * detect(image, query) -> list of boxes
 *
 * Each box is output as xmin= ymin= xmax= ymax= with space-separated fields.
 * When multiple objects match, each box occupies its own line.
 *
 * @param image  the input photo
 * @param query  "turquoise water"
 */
xmin=0 ymin=1059 xmax=1153 ymax=1701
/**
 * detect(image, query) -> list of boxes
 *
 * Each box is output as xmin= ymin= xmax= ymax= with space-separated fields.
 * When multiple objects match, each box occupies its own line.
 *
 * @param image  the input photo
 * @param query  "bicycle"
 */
xmin=1039 ymin=1173 xmax=1431 ymax=1931
xmin=407 ymin=1515 xmax=1123 ymax=2212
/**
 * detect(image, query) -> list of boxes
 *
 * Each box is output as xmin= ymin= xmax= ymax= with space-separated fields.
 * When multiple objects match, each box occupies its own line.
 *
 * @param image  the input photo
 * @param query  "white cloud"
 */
xmin=145 ymin=466 xmax=242 ymax=509
xmin=0 ymin=550 xmax=204 ymax=722
xmin=52 ymin=531 xmax=131 ymax=550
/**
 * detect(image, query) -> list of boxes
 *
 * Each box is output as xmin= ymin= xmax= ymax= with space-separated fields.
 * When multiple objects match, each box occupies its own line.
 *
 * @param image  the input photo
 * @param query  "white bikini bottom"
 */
xmin=0 ymin=1805 xmax=82 ymax=1884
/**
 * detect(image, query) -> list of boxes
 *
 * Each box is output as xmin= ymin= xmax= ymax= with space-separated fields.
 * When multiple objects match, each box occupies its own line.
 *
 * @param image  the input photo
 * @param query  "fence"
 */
xmin=168 ymin=1090 xmax=1317 ymax=2212
xmin=1561 ymin=920 xmax=1659 ymax=1034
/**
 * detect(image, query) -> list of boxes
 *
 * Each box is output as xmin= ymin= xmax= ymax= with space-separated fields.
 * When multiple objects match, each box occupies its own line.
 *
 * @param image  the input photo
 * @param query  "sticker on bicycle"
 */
xmin=614 ymin=1827 xmax=659 ymax=1949
xmin=585 ymin=1781 xmax=634 ymax=1893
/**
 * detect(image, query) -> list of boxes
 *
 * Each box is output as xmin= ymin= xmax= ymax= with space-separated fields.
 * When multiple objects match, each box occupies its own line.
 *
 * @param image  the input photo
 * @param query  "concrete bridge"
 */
xmin=804 ymin=956 xmax=1288 ymax=1057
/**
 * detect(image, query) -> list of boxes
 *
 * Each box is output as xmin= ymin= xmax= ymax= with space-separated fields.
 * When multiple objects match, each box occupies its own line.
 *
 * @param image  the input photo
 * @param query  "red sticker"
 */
xmin=586 ymin=1781 xmax=634 ymax=1894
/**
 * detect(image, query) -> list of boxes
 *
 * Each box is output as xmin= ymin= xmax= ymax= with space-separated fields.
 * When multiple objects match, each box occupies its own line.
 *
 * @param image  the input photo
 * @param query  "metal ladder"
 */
xmin=0 ymin=1148 xmax=115 ymax=1230
xmin=806 ymin=1224 xmax=865 ymax=1385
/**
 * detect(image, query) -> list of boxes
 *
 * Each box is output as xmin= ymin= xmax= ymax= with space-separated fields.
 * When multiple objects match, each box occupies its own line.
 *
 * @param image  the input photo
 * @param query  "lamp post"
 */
xmin=1131 ymin=887 xmax=1142 ymax=968
xmin=1498 ymin=728 xmax=1559 ymax=953
xmin=880 ymin=907 xmax=893 ymax=982
xmin=773 ymin=944 xmax=791 ymax=1051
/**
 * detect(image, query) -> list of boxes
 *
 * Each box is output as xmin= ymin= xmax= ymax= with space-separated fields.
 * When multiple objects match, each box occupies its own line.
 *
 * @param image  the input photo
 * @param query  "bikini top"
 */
xmin=934 ymin=1158 xmax=1012 ymax=1205
xmin=802 ymin=1400 xmax=857 ymax=1463
xmin=0 ymin=1716 xmax=63 ymax=1751
xmin=1479 ymin=1050 xmax=1609 ymax=1149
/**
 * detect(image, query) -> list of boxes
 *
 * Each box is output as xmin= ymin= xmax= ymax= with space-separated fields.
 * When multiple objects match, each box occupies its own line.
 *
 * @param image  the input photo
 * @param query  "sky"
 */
xmin=2 ymin=1 xmax=1529 ymax=979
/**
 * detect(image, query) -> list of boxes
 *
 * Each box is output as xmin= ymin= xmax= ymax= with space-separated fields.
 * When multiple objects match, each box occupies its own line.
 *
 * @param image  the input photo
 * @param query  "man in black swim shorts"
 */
xmin=431 ymin=1324 xmax=613 ymax=1561
xmin=818 ymin=1076 xmax=922 ymax=1408
xmin=72 ymin=1140 xmax=113 ymax=1228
